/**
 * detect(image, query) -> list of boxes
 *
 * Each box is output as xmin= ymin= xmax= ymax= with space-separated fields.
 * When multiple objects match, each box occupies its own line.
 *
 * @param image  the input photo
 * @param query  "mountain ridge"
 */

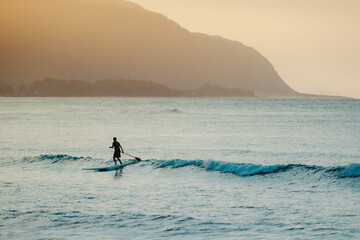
xmin=1 ymin=0 xmax=300 ymax=97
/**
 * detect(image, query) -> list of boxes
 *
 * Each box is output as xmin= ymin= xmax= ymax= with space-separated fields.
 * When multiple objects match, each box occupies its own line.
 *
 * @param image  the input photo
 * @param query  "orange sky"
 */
xmin=129 ymin=0 xmax=360 ymax=98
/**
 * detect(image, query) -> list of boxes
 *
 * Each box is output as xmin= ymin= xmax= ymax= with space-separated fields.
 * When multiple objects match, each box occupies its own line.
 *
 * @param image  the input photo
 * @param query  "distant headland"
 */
xmin=1 ymin=0 xmax=295 ymax=98
xmin=0 ymin=0 xmax=351 ymax=99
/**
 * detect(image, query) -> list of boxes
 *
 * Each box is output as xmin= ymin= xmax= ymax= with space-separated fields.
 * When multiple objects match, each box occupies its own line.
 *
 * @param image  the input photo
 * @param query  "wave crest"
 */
xmin=7 ymin=155 xmax=360 ymax=179
xmin=22 ymin=154 xmax=91 ymax=164
xmin=151 ymin=159 xmax=360 ymax=178
xmin=336 ymin=164 xmax=360 ymax=178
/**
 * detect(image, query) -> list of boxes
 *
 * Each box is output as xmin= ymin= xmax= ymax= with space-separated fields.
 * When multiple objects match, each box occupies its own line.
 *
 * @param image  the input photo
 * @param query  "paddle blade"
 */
xmin=123 ymin=152 xmax=141 ymax=161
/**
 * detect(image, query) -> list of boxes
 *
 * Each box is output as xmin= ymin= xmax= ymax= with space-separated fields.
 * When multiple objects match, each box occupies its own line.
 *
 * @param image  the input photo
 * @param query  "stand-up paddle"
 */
xmin=123 ymin=152 xmax=141 ymax=161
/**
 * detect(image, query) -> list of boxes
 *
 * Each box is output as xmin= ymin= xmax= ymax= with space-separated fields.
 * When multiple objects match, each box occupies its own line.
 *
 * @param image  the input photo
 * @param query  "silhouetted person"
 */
xmin=109 ymin=137 xmax=124 ymax=165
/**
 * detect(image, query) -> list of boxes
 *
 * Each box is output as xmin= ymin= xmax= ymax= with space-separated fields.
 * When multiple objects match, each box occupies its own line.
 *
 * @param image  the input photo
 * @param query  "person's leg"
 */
xmin=117 ymin=157 xmax=122 ymax=164
xmin=113 ymin=156 xmax=117 ymax=165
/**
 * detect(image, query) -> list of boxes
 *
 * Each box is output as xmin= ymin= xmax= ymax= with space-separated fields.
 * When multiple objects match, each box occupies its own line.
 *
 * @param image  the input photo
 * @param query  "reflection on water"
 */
xmin=114 ymin=168 xmax=123 ymax=177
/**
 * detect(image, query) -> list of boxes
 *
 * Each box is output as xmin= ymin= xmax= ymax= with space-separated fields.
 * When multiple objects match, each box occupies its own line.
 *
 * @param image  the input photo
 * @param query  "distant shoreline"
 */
xmin=0 ymin=94 xmax=353 ymax=99
xmin=1 ymin=78 xmax=255 ymax=98
xmin=1 ymin=78 xmax=353 ymax=99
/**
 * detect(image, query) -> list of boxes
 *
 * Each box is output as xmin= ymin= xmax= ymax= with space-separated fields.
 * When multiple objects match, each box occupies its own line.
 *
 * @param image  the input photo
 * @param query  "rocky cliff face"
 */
xmin=0 ymin=0 xmax=299 ymax=97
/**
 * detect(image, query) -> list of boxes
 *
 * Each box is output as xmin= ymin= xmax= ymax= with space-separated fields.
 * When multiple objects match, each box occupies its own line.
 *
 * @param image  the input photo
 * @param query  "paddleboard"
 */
xmin=83 ymin=160 xmax=140 ymax=171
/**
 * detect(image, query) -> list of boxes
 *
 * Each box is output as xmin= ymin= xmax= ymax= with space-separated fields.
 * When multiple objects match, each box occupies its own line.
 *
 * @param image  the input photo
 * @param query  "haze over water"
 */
xmin=129 ymin=0 xmax=360 ymax=99
xmin=1 ymin=98 xmax=359 ymax=239
xmin=2 ymin=0 xmax=359 ymax=98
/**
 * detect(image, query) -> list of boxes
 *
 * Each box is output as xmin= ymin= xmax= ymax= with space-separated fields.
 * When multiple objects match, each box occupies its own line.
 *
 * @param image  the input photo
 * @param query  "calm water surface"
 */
xmin=1 ymin=98 xmax=359 ymax=239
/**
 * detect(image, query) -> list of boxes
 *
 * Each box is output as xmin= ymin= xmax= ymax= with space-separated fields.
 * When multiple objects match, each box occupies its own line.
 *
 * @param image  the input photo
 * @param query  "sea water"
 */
xmin=0 ymin=97 xmax=359 ymax=239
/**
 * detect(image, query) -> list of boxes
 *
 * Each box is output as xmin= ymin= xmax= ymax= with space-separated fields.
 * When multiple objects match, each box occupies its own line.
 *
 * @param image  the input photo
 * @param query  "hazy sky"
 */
xmin=129 ymin=0 xmax=360 ymax=98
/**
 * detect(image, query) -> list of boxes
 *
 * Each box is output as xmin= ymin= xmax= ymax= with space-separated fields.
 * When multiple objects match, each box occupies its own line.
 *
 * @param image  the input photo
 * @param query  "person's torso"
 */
xmin=113 ymin=141 xmax=120 ymax=150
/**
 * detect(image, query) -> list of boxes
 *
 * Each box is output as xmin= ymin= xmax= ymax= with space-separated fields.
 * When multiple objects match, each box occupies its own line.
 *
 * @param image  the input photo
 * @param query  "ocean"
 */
xmin=1 ymin=97 xmax=359 ymax=239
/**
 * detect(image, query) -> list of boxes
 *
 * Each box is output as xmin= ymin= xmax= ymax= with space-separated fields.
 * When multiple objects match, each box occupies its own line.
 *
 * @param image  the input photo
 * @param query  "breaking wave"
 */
xmin=2 ymin=155 xmax=359 ymax=178
xmin=150 ymin=159 xmax=360 ymax=179
xmin=23 ymin=154 xmax=89 ymax=164
xmin=0 ymin=154 xmax=95 ymax=167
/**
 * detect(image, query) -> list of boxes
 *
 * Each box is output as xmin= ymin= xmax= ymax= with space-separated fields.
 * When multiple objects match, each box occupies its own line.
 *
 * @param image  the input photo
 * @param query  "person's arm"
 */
xmin=120 ymin=143 xmax=124 ymax=153
xmin=109 ymin=142 xmax=114 ymax=148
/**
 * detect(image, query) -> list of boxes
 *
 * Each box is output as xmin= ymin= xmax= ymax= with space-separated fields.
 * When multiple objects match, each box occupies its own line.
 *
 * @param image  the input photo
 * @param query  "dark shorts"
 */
xmin=114 ymin=149 xmax=121 ymax=158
